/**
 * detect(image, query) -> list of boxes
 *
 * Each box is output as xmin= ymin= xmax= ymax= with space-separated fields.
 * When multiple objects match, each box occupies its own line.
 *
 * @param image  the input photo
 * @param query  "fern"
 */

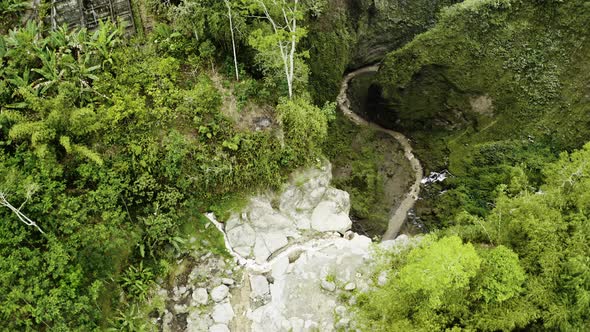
xmin=30 ymin=126 xmax=55 ymax=146
xmin=0 ymin=109 xmax=26 ymax=123
xmin=72 ymin=144 xmax=103 ymax=166
xmin=59 ymin=136 xmax=72 ymax=153
xmin=69 ymin=107 xmax=100 ymax=135
xmin=0 ymin=36 xmax=5 ymax=59
xmin=8 ymin=121 xmax=42 ymax=141
xmin=34 ymin=143 xmax=49 ymax=159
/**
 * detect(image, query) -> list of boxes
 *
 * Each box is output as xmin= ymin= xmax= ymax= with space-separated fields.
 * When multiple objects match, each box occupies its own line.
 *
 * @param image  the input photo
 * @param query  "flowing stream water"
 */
xmin=336 ymin=65 xmax=424 ymax=241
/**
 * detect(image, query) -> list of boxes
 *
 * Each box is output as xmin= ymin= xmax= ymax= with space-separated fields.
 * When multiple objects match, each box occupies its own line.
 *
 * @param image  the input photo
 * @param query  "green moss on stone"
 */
xmin=376 ymin=0 xmax=590 ymax=226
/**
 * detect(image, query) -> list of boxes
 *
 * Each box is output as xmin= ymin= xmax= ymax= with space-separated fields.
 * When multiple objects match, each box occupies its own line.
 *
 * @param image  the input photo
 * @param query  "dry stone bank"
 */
xmin=154 ymin=162 xmax=415 ymax=331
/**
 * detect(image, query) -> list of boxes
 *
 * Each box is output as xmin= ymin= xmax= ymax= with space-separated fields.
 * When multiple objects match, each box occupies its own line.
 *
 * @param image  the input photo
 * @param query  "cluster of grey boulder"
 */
xmin=152 ymin=161 xmax=415 ymax=331
xmin=225 ymin=163 xmax=352 ymax=264
xmin=153 ymin=255 xmax=239 ymax=332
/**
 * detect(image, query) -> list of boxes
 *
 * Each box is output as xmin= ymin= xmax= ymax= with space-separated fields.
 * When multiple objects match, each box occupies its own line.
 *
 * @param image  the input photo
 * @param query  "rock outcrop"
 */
xmin=247 ymin=233 xmax=374 ymax=332
xmin=152 ymin=161 xmax=415 ymax=331
xmin=225 ymin=162 xmax=352 ymax=264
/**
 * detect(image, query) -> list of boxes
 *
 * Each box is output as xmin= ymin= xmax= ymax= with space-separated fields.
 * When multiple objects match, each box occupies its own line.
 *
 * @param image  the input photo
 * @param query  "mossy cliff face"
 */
xmin=377 ymin=0 xmax=590 ymax=135
xmin=373 ymin=0 xmax=590 ymax=225
xmin=306 ymin=0 xmax=458 ymax=104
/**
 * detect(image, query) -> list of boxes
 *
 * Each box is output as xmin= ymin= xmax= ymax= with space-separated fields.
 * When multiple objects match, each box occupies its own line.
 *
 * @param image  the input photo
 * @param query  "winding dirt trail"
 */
xmin=336 ymin=65 xmax=424 ymax=241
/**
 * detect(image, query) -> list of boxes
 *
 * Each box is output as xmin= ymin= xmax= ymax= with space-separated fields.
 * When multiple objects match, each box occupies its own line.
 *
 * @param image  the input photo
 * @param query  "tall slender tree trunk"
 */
xmin=257 ymin=0 xmax=299 ymax=99
xmin=287 ymin=0 xmax=298 ymax=99
xmin=225 ymin=0 xmax=240 ymax=81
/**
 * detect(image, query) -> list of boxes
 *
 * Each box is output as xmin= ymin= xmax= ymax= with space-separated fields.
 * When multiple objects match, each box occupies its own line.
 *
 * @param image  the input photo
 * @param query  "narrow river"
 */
xmin=336 ymin=65 xmax=424 ymax=241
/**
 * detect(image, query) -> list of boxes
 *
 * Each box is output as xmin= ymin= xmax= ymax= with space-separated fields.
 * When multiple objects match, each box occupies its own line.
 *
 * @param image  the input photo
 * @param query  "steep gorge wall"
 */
xmin=306 ymin=0 xmax=459 ymax=104
xmin=371 ymin=0 xmax=590 ymax=225
xmin=374 ymin=0 xmax=590 ymax=161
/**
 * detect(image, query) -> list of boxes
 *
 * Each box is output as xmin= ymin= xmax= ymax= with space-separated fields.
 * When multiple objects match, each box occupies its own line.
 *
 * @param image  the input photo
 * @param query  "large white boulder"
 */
xmin=210 ymin=285 xmax=229 ymax=303
xmin=310 ymin=200 xmax=352 ymax=233
xmin=209 ymin=324 xmax=230 ymax=332
xmin=192 ymin=288 xmax=209 ymax=306
xmin=250 ymin=275 xmax=270 ymax=298
xmin=211 ymin=302 xmax=234 ymax=324
xmin=227 ymin=224 xmax=256 ymax=257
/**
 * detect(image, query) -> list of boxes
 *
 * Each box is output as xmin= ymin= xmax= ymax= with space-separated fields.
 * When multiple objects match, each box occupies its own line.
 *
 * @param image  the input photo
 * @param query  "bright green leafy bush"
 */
xmin=0 ymin=17 xmax=327 ymax=329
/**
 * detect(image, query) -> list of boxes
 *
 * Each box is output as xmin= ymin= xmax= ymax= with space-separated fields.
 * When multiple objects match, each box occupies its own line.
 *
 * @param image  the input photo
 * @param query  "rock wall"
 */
xmin=152 ymin=161 xmax=415 ymax=332
xmin=306 ymin=0 xmax=460 ymax=104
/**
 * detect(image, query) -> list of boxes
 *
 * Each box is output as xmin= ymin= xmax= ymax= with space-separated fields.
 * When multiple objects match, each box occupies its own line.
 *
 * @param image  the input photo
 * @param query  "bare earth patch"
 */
xmin=209 ymin=70 xmax=277 ymax=133
xmin=470 ymin=95 xmax=494 ymax=116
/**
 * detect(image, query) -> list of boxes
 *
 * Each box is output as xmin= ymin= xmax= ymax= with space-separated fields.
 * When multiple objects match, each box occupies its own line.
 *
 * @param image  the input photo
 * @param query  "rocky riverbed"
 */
xmin=337 ymin=66 xmax=424 ymax=240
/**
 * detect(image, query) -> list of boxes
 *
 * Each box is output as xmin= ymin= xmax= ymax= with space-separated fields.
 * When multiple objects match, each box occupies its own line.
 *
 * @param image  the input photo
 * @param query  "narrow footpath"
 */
xmin=336 ymin=65 xmax=424 ymax=240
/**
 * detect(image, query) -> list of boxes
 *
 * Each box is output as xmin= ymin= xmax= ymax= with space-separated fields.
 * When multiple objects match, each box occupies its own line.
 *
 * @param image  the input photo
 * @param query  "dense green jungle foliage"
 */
xmin=351 ymin=0 xmax=590 ymax=330
xmin=376 ymin=0 xmax=590 ymax=227
xmin=3 ymin=0 xmax=590 ymax=330
xmin=0 ymin=0 xmax=332 ymax=328
xmin=356 ymin=143 xmax=590 ymax=330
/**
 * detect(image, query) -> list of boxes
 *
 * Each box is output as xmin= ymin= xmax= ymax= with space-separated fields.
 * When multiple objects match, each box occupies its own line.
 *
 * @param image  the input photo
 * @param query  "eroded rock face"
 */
xmin=152 ymin=162 xmax=416 ymax=332
xmin=225 ymin=161 xmax=353 ymax=264
xmin=246 ymin=233 xmax=413 ymax=332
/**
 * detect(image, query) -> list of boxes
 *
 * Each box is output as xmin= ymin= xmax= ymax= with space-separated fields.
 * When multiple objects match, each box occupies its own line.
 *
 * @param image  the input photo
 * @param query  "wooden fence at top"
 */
xmin=49 ymin=0 xmax=135 ymax=33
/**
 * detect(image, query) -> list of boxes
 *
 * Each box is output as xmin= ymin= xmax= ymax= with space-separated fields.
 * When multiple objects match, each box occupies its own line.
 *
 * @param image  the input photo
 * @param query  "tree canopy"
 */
xmin=356 ymin=143 xmax=590 ymax=331
xmin=0 ymin=15 xmax=329 ymax=329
